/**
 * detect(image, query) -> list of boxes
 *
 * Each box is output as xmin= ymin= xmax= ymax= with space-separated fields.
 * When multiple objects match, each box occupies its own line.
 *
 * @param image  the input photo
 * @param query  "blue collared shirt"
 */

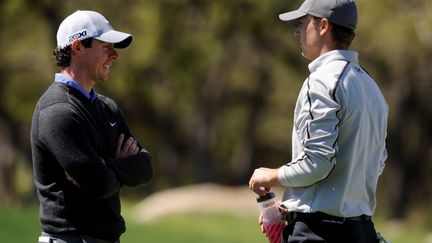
xmin=54 ymin=73 xmax=97 ymax=102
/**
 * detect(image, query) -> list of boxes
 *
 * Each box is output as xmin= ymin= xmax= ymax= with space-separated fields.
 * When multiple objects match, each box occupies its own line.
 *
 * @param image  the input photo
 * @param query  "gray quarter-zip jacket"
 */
xmin=278 ymin=50 xmax=388 ymax=217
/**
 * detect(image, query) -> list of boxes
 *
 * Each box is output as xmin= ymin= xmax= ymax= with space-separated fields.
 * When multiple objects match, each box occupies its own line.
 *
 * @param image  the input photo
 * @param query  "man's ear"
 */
xmin=319 ymin=18 xmax=331 ymax=35
xmin=70 ymin=40 xmax=82 ymax=56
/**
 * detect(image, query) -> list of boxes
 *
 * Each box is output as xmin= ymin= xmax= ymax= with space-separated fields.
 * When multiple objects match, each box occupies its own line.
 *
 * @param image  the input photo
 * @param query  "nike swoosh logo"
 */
xmin=109 ymin=122 xmax=117 ymax=127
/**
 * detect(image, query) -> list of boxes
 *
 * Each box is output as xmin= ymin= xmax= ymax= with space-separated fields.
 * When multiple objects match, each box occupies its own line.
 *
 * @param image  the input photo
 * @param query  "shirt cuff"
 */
xmin=277 ymin=166 xmax=290 ymax=187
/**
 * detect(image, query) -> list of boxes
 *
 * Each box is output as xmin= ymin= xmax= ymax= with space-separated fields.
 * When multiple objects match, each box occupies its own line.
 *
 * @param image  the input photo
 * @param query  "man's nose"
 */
xmin=110 ymin=48 xmax=119 ymax=60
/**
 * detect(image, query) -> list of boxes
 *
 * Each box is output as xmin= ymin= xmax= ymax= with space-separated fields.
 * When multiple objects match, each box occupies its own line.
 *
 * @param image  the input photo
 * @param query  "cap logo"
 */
xmin=68 ymin=29 xmax=88 ymax=43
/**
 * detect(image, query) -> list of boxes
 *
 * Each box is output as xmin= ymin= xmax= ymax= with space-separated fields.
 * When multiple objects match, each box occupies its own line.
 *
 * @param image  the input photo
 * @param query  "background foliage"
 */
xmin=1 ymin=0 xmax=432 ymax=237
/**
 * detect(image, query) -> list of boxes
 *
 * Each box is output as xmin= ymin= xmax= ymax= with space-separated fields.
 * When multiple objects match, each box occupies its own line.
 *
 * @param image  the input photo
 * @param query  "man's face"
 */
xmin=81 ymin=39 xmax=119 ymax=82
xmin=294 ymin=15 xmax=323 ymax=60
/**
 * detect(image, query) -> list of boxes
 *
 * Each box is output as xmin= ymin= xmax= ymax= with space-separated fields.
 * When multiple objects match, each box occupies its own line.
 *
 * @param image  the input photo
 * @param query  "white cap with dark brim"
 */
xmin=56 ymin=10 xmax=132 ymax=49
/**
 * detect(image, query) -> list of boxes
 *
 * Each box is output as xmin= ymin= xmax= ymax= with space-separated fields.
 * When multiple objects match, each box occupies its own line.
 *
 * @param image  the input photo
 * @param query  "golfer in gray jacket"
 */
xmin=249 ymin=0 xmax=388 ymax=242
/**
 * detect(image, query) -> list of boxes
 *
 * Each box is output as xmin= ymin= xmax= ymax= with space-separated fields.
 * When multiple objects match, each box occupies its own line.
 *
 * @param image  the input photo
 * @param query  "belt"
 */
xmin=287 ymin=212 xmax=371 ymax=224
xmin=39 ymin=232 xmax=119 ymax=243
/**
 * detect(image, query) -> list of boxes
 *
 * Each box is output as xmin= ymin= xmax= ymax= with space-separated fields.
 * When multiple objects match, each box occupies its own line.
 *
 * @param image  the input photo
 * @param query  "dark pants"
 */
xmin=38 ymin=232 xmax=120 ymax=243
xmin=281 ymin=212 xmax=378 ymax=243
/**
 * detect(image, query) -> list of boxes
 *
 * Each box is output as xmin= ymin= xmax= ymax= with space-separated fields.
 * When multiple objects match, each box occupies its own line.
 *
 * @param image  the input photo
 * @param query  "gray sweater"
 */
xmin=31 ymin=81 xmax=153 ymax=241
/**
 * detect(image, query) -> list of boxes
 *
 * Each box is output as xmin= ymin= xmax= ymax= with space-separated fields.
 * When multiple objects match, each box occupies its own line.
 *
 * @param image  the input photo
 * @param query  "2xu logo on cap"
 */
xmin=68 ymin=29 xmax=88 ymax=43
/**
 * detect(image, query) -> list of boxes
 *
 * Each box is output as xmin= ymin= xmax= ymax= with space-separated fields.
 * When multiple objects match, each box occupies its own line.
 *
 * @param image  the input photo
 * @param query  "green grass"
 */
xmin=123 ymin=214 xmax=265 ymax=243
xmin=0 ymin=203 xmax=265 ymax=243
xmin=374 ymin=218 xmax=431 ymax=243
xmin=0 ymin=203 xmax=40 ymax=242
xmin=0 ymin=202 xmax=430 ymax=243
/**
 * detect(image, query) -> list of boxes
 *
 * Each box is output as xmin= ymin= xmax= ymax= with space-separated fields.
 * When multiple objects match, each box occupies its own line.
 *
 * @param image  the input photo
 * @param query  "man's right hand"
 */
xmin=115 ymin=133 xmax=140 ymax=159
xmin=249 ymin=167 xmax=280 ymax=196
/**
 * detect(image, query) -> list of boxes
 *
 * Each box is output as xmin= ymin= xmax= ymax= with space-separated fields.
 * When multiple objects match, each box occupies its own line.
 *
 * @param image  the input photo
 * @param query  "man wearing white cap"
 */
xmin=31 ymin=10 xmax=153 ymax=243
xmin=249 ymin=0 xmax=388 ymax=242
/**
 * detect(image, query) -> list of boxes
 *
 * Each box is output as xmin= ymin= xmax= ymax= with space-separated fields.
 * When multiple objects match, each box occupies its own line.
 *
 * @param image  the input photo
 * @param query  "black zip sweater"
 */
xmin=31 ymin=82 xmax=153 ymax=241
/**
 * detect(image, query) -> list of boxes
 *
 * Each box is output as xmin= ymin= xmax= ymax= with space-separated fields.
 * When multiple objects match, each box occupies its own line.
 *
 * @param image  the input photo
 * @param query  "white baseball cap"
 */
xmin=279 ymin=0 xmax=357 ymax=30
xmin=56 ymin=10 xmax=132 ymax=49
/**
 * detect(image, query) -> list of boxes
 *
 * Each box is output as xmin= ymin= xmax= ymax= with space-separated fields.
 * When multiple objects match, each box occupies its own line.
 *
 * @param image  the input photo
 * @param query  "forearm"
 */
xmin=277 ymin=153 xmax=334 ymax=187
xmin=106 ymin=149 xmax=153 ymax=187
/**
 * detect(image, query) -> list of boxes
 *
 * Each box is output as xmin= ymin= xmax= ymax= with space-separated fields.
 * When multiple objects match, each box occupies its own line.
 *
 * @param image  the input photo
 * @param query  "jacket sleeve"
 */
xmin=278 ymin=75 xmax=339 ymax=187
xmin=38 ymin=103 xmax=121 ymax=199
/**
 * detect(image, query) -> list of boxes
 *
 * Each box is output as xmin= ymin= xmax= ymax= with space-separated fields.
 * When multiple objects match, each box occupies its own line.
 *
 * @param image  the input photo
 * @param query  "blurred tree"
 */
xmin=1 ymin=0 xmax=431 ymax=224
xmin=355 ymin=0 xmax=432 ymax=221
